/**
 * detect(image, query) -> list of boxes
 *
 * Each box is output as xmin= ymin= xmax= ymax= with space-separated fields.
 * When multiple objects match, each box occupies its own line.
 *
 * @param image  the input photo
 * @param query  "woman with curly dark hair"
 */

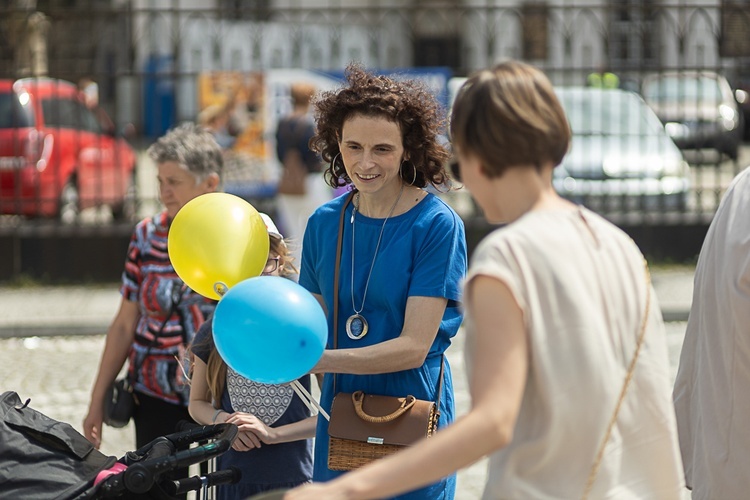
xmin=238 ymin=64 xmax=466 ymax=499
xmin=311 ymin=66 xmax=452 ymax=192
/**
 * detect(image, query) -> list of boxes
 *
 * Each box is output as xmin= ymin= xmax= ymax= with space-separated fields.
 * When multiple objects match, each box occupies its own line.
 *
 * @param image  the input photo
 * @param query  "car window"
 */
xmin=41 ymin=97 xmax=102 ymax=133
xmin=557 ymin=90 xmax=663 ymax=136
xmin=643 ymin=76 xmax=723 ymax=104
xmin=0 ymin=91 xmax=35 ymax=128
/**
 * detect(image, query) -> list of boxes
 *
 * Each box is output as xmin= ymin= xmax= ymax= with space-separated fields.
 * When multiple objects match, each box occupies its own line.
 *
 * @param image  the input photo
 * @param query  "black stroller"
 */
xmin=0 ymin=390 xmax=241 ymax=499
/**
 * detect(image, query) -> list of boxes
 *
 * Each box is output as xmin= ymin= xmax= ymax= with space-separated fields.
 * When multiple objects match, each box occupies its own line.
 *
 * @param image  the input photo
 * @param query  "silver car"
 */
xmin=641 ymin=71 xmax=743 ymax=160
xmin=553 ymin=87 xmax=690 ymax=212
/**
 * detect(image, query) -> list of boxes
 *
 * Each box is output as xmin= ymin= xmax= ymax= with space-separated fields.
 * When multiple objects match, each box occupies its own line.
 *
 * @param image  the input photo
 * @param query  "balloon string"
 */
xmin=289 ymin=381 xmax=317 ymax=416
xmin=290 ymin=379 xmax=330 ymax=421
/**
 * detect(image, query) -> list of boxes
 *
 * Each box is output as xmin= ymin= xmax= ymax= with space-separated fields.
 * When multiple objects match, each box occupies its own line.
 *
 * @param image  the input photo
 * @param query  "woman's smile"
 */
xmin=356 ymin=172 xmax=380 ymax=181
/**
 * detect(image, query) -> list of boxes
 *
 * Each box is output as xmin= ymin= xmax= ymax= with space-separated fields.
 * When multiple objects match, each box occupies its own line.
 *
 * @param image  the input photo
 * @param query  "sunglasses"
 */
xmin=262 ymin=257 xmax=280 ymax=275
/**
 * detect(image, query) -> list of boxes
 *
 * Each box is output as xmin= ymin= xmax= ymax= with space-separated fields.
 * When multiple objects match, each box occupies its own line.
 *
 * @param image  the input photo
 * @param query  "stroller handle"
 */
xmin=99 ymin=423 xmax=238 ymax=497
xmin=164 ymin=466 xmax=242 ymax=496
xmin=166 ymin=421 xmax=239 ymax=453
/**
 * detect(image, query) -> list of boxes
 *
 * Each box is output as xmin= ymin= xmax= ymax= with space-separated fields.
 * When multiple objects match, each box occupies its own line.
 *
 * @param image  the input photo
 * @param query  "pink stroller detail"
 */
xmin=1 ymin=391 xmax=240 ymax=499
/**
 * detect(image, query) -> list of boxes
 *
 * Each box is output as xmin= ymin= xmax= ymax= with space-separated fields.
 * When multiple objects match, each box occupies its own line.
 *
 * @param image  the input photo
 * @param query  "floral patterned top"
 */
xmin=121 ymin=211 xmax=216 ymax=405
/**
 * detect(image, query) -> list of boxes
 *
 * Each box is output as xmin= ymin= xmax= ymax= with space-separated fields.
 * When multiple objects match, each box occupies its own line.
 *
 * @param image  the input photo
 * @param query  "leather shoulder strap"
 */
xmin=333 ymin=192 xmax=355 ymax=351
xmin=333 ymin=192 xmax=355 ymax=394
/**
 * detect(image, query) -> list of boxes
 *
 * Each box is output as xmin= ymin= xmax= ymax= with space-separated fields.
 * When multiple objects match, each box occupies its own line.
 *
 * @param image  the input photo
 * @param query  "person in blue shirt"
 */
xmin=242 ymin=63 xmax=467 ymax=500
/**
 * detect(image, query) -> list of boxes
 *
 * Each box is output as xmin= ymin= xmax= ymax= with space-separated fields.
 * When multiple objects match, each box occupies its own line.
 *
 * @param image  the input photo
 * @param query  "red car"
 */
xmin=0 ymin=78 xmax=137 ymax=223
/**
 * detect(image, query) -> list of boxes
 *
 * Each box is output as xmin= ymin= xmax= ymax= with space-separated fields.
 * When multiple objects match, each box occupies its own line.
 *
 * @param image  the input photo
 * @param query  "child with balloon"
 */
xmin=188 ymin=213 xmax=315 ymax=498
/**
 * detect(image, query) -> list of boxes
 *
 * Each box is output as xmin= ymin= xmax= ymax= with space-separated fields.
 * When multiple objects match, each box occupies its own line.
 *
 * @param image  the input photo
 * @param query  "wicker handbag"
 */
xmin=328 ymin=388 xmax=441 ymax=471
xmin=326 ymin=193 xmax=443 ymax=471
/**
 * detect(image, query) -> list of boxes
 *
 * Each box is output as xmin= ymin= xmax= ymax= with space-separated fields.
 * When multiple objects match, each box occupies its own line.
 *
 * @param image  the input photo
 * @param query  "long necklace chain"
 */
xmin=351 ymin=183 xmax=405 ymax=316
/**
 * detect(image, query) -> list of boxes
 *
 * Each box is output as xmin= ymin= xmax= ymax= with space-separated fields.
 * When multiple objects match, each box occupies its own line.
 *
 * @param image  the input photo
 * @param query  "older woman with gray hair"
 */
xmin=83 ymin=124 xmax=222 ymax=483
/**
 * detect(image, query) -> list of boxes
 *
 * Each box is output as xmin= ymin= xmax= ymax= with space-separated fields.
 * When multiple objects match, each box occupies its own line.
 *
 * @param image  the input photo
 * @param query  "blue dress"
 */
xmin=299 ymin=192 xmax=467 ymax=499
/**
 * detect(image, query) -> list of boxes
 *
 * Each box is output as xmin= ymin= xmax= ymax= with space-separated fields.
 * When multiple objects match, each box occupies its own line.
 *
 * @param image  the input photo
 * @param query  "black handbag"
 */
xmin=103 ymin=377 xmax=136 ymax=428
xmin=103 ymin=290 xmax=181 ymax=428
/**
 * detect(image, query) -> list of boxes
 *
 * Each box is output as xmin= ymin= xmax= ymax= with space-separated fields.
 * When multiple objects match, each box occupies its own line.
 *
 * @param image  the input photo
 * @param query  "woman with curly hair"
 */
xmin=239 ymin=63 xmax=467 ymax=499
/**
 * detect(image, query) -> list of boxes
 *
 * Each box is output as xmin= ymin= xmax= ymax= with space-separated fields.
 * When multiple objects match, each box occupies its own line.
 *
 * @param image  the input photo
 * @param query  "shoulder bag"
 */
xmin=103 ymin=291 xmax=181 ymax=428
xmin=326 ymin=193 xmax=443 ymax=471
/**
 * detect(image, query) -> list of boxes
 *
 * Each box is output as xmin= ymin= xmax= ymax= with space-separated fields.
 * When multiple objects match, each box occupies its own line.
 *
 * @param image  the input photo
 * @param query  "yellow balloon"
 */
xmin=168 ymin=193 xmax=270 ymax=300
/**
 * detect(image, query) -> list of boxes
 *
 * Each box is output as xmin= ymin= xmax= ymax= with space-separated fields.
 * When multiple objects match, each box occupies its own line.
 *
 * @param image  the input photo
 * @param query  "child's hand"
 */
xmin=225 ymin=412 xmax=275 ymax=447
xmin=231 ymin=428 xmax=262 ymax=451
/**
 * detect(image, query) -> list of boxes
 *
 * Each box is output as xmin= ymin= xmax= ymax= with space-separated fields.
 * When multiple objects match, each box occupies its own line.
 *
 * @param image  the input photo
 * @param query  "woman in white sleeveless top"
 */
xmin=285 ymin=61 xmax=684 ymax=500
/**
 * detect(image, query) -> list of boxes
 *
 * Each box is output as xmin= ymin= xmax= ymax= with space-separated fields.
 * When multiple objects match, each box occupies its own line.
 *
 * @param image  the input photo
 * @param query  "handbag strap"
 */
xmin=332 ymin=192 xmax=445 ymax=414
xmin=128 ymin=286 xmax=183 ymax=385
xmin=581 ymin=261 xmax=651 ymax=500
xmin=352 ymin=391 xmax=416 ymax=423
xmin=332 ymin=192 xmax=355 ymax=394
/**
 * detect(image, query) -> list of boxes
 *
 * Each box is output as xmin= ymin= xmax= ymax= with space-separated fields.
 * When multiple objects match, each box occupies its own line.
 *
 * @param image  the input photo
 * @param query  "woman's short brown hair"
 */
xmin=450 ymin=60 xmax=571 ymax=178
xmin=311 ymin=63 xmax=451 ymax=189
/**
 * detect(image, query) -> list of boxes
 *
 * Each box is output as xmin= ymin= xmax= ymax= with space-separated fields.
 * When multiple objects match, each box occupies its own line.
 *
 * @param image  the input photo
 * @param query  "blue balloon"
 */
xmin=212 ymin=276 xmax=327 ymax=384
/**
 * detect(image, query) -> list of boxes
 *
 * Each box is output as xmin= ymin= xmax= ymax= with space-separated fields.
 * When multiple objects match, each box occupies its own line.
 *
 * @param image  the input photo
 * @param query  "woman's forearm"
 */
xmin=89 ymin=300 xmax=139 ymax=405
xmin=313 ymin=336 xmax=428 ymax=375
xmin=313 ymin=296 xmax=447 ymax=375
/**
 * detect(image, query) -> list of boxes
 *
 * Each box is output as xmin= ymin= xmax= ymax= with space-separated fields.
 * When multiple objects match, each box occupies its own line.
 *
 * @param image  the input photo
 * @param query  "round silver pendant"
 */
xmin=346 ymin=314 xmax=368 ymax=340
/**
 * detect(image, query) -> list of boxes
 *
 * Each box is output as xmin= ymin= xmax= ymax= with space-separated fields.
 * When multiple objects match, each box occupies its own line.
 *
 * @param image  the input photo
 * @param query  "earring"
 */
xmin=401 ymin=160 xmax=417 ymax=185
xmin=331 ymin=152 xmax=341 ymax=169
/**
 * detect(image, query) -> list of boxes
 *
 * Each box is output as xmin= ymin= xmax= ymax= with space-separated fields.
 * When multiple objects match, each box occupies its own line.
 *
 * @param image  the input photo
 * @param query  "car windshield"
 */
xmin=41 ymin=97 xmax=102 ymax=133
xmin=556 ymin=89 xmax=663 ymax=136
xmin=643 ymin=75 xmax=723 ymax=104
xmin=0 ymin=91 xmax=35 ymax=128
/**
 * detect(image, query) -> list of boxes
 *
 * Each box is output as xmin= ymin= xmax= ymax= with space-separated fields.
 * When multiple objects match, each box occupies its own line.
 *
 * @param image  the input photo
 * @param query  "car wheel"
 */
xmin=112 ymin=172 xmax=138 ymax=222
xmin=58 ymin=179 xmax=80 ymax=225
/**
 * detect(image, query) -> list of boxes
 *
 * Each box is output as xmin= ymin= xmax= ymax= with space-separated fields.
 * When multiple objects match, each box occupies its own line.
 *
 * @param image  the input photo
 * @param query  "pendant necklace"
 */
xmin=347 ymin=183 xmax=405 ymax=340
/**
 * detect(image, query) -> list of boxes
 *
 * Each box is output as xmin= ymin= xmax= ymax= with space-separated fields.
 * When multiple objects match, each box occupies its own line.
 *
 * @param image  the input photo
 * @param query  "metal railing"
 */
xmin=0 ymin=1 xmax=748 ymax=232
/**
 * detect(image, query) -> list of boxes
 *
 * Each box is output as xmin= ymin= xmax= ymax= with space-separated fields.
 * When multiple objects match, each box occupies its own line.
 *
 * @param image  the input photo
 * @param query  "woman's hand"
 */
xmin=82 ymin=404 xmax=104 ymax=449
xmin=85 ymin=298 xmax=139 ymax=449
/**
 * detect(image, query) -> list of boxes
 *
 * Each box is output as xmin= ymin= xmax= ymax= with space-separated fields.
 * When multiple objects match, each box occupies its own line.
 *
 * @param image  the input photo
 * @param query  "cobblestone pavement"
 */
xmin=0 ymin=322 xmax=690 ymax=499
